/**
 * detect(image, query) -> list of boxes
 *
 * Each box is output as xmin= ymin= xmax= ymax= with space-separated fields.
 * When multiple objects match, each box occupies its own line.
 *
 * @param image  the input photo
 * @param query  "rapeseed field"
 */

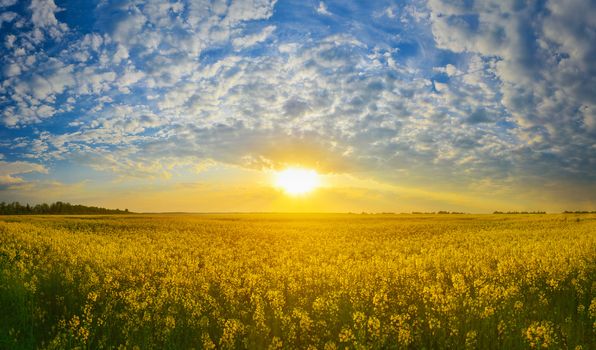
xmin=0 ymin=214 xmax=594 ymax=349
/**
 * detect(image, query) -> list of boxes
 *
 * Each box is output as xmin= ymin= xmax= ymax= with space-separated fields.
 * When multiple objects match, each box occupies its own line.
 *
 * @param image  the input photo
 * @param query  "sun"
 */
xmin=274 ymin=168 xmax=320 ymax=196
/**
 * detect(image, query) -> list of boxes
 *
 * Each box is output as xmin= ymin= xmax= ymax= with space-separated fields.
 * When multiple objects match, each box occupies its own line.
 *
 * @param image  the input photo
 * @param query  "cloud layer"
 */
xmin=0 ymin=0 xmax=594 ymax=210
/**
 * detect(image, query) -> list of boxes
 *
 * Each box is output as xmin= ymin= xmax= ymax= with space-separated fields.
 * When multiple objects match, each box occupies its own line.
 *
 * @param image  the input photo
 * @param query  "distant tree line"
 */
xmin=562 ymin=210 xmax=596 ymax=214
xmin=493 ymin=211 xmax=546 ymax=214
xmin=412 ymin=211 xmax=468 ymax=214
xmin=0 ymin=201 xmax=130 ymax=215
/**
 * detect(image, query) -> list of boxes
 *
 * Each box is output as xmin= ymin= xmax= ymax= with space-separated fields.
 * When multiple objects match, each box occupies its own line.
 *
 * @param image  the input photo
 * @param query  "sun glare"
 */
xmin=274 ymin=168 xmax=320 ymax=195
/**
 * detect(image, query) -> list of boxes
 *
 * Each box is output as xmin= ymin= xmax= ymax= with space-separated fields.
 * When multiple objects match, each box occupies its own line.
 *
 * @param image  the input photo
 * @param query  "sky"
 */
xmin=0 ymin=0 xmax=595 ymax=213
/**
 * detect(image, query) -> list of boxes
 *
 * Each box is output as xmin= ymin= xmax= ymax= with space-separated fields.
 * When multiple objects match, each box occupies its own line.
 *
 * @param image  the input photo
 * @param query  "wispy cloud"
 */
xmin=0 ymin=160 xmax=47 ymax=186
xmin=317 ymin=2 xmax=332 ymax=16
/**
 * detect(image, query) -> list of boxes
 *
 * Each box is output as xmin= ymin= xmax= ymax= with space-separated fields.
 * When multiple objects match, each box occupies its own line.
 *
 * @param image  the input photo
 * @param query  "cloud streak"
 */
xmin=0 ymin=160 xmax=47 ymax=185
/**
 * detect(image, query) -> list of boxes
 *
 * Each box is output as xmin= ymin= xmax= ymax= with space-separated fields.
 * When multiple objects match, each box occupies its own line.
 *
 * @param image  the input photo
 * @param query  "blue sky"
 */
xmin=0 ymin=0 xmax=595 ymax=212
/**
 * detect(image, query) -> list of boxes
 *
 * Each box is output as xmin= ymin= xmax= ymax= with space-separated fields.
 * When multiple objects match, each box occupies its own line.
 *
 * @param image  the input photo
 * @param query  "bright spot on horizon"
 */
xmin=274 ymin=168 xmax=320 ymax=196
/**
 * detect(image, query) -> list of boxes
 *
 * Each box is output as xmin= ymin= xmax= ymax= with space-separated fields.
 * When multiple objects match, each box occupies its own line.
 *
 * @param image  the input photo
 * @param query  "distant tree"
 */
xmin=0 ymin=201 xmax=133 ymax=215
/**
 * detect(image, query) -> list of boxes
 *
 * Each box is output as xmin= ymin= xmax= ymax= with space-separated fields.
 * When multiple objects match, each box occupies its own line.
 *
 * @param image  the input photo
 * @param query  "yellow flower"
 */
xmin=465 ymin=330 xmax=477 ymax=349
xmin=339 ymin=327 xmax=355 ymax=343
xmin=524 ymin=321 xmax=558 ymax=349
xmin=367 ymin=316 xmax=381 ymax=339
xmin=352 ymin=311 xmax=366 ymax=330
xmin=267 ymin=336 xmax=283 ymax=350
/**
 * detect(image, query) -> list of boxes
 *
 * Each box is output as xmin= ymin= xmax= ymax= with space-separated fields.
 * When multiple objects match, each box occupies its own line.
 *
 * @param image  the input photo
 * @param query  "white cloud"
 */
xmin=427 ymin=0 xmax=596 ymax=176
xmin=117 ymin=68 xmax=145 ymax=92
xmin=4 ymin=34 xmax=16 ymax=48
xmin=142 ymin=0 xmax=185 ymax=27
xmin=87 ymin=31 xmax=506 ymax=190
xmin=317 ymin=2 xmax=332 ymax=16
xmin=0 ymin=0 xmax=17 ymax=8
xmin=381 ymin=7 xmax=396 ymax=19
xmin=232 ymin=25 xmax=276 ymax=50
xmin=75 ymin=69 xmax=116 ymax=95
xmin=29 ymin=0 xmax=67 ymax=38
xmin=225 ymin=0 xmax=277 ymax=24
xmin=112 ymin=44 xmax=129 ymax=65
xmin=0 ymin=160 xmax=48 ymax=185
xmin=111 ymin=11 xmax=147 ymax=44
xmin=0 ymin=11 xmax=17 ymax=28
xmin=1 ymin=0 xmax=282 ymax=128
xmin=3 ymin=62 xmax=20 ymax=77
xmin=581 ymin=105 xmax=596 ymax=132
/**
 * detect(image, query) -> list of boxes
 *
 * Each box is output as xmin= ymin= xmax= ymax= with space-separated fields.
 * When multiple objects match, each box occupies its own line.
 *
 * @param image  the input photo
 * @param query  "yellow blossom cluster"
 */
xmin=0 ymin=213 xmax=594 ymax=349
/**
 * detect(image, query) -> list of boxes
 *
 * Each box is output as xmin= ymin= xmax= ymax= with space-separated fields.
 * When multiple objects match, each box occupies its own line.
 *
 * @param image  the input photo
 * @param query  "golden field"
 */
xmin=0 ymin=214 xmax=594 ymax=349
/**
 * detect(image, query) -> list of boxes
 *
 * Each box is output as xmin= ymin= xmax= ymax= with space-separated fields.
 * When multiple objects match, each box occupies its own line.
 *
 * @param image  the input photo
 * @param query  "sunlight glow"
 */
xmin=274 ymin=168 xmax=320 ymax=195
